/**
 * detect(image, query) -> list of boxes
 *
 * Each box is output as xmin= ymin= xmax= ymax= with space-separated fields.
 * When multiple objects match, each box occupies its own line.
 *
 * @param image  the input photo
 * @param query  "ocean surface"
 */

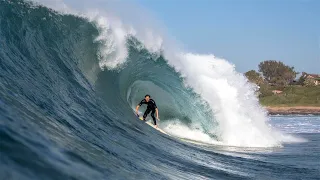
xmin=1 ymin=1 xmax=319 ymax=179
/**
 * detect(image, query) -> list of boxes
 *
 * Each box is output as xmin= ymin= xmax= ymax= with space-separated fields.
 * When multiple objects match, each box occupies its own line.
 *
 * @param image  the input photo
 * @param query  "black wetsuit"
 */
xmin=138 ymin=99 xmax=157 ymax=125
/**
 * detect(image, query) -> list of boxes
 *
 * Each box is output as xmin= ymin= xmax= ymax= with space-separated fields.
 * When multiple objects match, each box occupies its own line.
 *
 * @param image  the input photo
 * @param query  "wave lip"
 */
xmin=2 ymin=1 xmax=319 ymax=180
xmin=30 ymin=0 xmax=294 ymax=148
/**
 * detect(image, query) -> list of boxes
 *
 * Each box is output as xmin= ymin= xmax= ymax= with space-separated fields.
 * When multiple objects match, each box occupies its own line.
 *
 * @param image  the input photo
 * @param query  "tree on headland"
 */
xmin=245 ymin=70 xmax=264 ymax=85
xmin=258 ymin=60 xmax=298 ymax=86
xmin=243 ymin=60 xmax=320 ymax=106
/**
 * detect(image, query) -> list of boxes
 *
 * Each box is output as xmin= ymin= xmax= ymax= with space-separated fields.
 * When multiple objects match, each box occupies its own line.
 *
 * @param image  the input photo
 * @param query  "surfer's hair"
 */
xmin=145 ymin=94 xmax=150 ymax=98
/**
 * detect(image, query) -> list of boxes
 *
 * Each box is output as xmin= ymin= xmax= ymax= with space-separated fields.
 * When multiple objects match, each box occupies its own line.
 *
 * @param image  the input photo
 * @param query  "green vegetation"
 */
xmin=245 ymin=60 xmax=320 ymax=107
xmin=259 ymin=86 xmax=320 ymax=106
xmin=258 ymin=60 xmax=298 ymax=86
xmin=244 ymin=70 xmax=264 ymax=85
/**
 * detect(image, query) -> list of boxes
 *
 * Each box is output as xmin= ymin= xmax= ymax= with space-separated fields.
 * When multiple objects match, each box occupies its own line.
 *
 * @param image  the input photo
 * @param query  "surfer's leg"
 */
xmin=151 ymin=109 xmax=156 ymax=125
xmin=143 ymin=108 xmax=151 ymax=120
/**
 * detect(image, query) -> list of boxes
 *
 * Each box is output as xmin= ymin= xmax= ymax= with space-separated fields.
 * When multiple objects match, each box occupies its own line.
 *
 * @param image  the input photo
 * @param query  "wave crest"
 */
xmin=31 ymin=0 xmax=298 ymax=147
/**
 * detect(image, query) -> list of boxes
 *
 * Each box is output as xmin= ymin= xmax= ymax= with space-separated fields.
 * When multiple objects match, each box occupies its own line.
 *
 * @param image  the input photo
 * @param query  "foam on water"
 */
xmin=161 ymin=120 xmax=222 ymax=145
xmin=31 ymin=0 xmax=302 ymax=147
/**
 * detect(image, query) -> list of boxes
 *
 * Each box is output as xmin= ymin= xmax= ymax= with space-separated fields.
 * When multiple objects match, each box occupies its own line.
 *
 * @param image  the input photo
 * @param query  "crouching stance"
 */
xmin=135 ymin=95 xmax=159 ymax=128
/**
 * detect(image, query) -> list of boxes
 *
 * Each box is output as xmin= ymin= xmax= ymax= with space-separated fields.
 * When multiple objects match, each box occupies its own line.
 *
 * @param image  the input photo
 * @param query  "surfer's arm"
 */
xmin=156 ymin=108 xmax=159 ymax=120
xmin=135 ymin=105 xmax=140 ymax=115
xmin=135 ymin=100 xmax=144 ymax=114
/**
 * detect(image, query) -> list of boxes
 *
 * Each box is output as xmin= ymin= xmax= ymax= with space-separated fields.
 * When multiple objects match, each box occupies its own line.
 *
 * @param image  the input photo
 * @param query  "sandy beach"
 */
xmin=266 ymin=106 xmax=320 ymax=115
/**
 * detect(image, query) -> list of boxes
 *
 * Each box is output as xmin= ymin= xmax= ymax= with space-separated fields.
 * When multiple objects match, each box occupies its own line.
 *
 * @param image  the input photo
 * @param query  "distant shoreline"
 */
xmin=265 ymin=106 xmax=320 ymax=115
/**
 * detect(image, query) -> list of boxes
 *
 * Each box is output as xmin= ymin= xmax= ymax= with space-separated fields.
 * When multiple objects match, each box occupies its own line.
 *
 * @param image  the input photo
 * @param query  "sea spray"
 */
xmin=32 ymin=0 xmax=300 ymax=147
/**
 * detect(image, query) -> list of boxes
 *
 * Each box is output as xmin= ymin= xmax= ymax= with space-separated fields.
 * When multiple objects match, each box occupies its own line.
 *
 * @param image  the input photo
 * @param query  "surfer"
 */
xmin=135 ymin=95 xmax=160 ymax=128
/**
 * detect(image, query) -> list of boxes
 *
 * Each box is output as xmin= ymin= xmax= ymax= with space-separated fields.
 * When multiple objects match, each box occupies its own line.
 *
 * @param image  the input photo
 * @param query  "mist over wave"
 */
xmin=2 ymin=1 xmax=317 ymax=180
xmin=27 ymin=0 xmax=303 ymax=147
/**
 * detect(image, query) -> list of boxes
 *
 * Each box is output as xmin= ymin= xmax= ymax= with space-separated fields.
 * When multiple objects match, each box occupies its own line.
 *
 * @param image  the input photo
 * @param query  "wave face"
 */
xmin=24 ymin=0 xmax=289 ymax=148
xmin=0 ymin=1 xmax=309 ymax=180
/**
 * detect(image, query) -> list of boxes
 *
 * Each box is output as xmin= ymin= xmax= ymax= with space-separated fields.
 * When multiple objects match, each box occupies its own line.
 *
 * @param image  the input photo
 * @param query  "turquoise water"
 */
xmin=1 ymin=1 xmax=319 ymax=179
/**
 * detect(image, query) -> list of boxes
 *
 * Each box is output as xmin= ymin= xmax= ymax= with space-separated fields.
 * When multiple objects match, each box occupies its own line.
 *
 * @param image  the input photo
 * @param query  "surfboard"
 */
xmin=136 ymin=116 xmax=210 ymax=146
xmin=138 ymin=116 xmax=169 ymax=135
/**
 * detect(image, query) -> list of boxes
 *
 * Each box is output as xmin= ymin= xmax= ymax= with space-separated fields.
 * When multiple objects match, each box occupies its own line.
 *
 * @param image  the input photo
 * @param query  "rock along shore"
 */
xmin=266 ymin=106 xmax=320 ymax=115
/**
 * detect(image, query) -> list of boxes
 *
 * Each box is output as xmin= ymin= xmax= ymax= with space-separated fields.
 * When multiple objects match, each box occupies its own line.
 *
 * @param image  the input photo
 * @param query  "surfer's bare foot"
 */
xmin=155 ymin=125 xmax=158 ymax=128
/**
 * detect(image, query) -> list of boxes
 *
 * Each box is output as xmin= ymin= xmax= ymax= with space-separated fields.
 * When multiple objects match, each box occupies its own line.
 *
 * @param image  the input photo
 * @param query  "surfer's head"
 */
xmin=145 ymin=94 xmax=150 ymax=102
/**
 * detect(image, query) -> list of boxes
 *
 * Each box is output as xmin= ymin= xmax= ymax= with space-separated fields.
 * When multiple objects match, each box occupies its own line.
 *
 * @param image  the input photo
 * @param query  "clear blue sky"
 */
xmin=134 ymin=0 xmax=320 ymax=73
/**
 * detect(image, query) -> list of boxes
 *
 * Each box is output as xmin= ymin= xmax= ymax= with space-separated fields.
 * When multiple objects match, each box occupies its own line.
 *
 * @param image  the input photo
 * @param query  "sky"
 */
xmin=134 ymin=0 xmax=320 ymax=73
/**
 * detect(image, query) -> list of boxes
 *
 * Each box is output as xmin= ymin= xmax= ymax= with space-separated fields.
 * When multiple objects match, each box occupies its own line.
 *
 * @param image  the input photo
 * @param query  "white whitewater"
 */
xmin=33 ymin=0 xmax=302 ymax=147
